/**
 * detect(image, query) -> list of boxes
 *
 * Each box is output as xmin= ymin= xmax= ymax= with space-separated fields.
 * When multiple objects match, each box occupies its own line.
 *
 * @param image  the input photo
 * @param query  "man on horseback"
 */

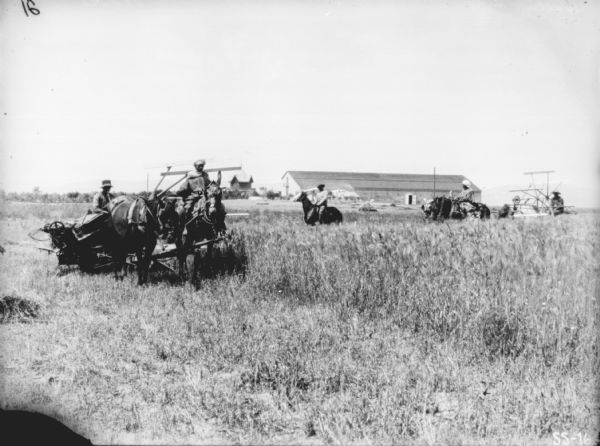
xmin=92 ymin=180 xmax=116 ymax=212
xmin=174 ymin=159 xmax=226 ymax=232
xmin=313 ymin=184 xmax=328 ymax=223
xmin=176 ymin=159 xmax=211 ymax=218
xmin=455 ymin=179 xmax=475 ymax=203
xmin=451 ymin=179 xmax=476 ymax=218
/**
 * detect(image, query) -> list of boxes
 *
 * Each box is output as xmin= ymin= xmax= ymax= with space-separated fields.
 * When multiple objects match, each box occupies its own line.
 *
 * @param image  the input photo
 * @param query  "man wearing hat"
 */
xmin=313 ymin=183 xmax=329 ymax=222
xmin=175 ymin=159 xmax=224 ymax=222
xmin=450 ymin=179 xmax=475 ymax=218
xmin=550 ymin=191 xmax=564 ymax=215
xmin=92 ymin=180 xmax=116 ymax=212
xmin=455 ymin=179 xmax=475 ymax=203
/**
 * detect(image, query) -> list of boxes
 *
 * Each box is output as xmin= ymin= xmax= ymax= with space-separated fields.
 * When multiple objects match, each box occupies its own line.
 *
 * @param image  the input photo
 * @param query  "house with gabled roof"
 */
xmin=281 ymin=171 xmax=481 ymax=204
xmin=229 ymin=170 xmax=254 ymax=192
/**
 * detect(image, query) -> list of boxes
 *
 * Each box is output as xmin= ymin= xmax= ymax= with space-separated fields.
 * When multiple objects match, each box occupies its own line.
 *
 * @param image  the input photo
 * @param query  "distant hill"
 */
xmin=482 ymin=183 xmax=599 ymax=208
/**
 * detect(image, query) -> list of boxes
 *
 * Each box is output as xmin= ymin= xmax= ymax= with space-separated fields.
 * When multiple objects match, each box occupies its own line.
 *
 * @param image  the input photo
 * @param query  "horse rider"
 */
xmin=92 ymin=180 xmax=116 ymax=212
xmin=455 ymin=179 xmax=475 ymax=203
xmin=550 ymin=191 xmax=564 ymax=215
xmin=174 ymin=159 xmax=225 ymax=223
xmin=313 ymin=184 xmax=328 ymax=222
xmin=449 ymin=179 xmax=475 ymax=217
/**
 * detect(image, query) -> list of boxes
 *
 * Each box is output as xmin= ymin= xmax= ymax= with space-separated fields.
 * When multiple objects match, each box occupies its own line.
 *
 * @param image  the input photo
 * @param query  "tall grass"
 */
xmin=239 ymin=216 xmax=598 ymax=364
xmin=0 ymin=203 xmax=598 ymax=444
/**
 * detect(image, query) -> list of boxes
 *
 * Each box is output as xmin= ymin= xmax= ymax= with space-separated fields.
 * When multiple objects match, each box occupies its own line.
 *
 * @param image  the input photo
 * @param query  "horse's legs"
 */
xmin=177 ymin=231 xmax=188 ymax=282
xmin=206 ymin=242 xmax=213 ymax=275
xmin=191 ymin=252 xmax=201 ymax=289
xmin=136 ymin=244 xmax=152 ymax=286
xmin=137 ymin=239 xmax=155 ymax=285
xmin=113 ymin=247 xmax=127 ymax=281
xmin=178 ymin=252 xmax=188 ymax=282
xmin=135 ymin=246 xmax=145 ymax=285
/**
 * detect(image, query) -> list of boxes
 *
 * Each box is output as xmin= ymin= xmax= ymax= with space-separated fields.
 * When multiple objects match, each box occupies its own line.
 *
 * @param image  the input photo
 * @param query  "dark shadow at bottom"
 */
xmin=0 ymin=409 xmax=93 ymax=445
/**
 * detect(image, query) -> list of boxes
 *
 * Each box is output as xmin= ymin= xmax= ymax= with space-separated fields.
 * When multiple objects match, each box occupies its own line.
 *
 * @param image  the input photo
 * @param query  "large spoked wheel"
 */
xmin=46 ymin=221 xmax=66 ymax=232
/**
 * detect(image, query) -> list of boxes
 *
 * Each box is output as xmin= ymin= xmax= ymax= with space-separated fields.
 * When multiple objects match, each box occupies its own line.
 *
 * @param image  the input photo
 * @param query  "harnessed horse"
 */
xmin=423 ymin=196 xmax=490 ymax=221
xmin=106 ymin=195 xmax=162 ymax=285
xmin=425 ymin=196 xmax=453 ymax=221
xmin=162 ymin=181 xmax=226 ymax=285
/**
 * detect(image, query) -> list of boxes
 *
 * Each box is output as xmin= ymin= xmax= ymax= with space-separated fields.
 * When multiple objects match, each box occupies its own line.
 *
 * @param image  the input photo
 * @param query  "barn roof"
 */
xmin=230 ymin=171 xmax=253 ymax=184
xmin=282 ymin=171 xmax=481 ymax=192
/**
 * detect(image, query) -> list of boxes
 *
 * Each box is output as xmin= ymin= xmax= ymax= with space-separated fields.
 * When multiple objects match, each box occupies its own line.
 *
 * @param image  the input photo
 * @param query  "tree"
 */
xmin=266 ymin=190 xmax=281 ymax=200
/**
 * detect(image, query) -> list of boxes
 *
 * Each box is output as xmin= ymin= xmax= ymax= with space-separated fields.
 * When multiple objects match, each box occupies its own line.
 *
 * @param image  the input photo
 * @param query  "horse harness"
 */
xmin=126 ymin=197 xmax=162 ymax=237
xmin=187 ymin=197 xmax=215 ymax=226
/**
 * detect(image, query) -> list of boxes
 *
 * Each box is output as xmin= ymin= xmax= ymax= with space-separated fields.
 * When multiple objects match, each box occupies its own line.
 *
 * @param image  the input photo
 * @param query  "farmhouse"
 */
xmin=228 ymin=170 xmax=254 ymax=193
xmin=281 ymin=171 xmax=481 ymax=204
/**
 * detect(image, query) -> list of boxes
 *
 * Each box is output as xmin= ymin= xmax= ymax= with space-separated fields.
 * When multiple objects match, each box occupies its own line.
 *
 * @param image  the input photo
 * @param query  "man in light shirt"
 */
xmin=450 ymin=179 xmax=475 ymax=218
xmin=455 ymin=179 xmax=475 ymax=203
xmin=313 ymin=184 xmax=328 ymax=222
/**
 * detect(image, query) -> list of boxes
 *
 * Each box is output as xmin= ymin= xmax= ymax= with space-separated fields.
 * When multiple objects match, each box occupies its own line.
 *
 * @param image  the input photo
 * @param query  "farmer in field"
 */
xmin=92 ymin=180 xmax=116 ymax=212
xmin=550 ymin=191 xmax=564 ymax=215
xmin=512 ymin=195 xmax=521 ymax=213
xmin=313 ymin=184 xmax=328 ymax=222
xmin=175 ymin=159 xmax=225 ymax=222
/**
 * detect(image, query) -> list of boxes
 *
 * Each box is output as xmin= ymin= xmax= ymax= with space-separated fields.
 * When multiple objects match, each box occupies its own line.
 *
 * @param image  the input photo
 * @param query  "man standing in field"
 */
xmin=550 ymin=191 xmax=564 ymax=215
xmin=313 ymin=184 xmax=328 ymax=223
xmin=92 ymin=180 xmax=116 ymax=212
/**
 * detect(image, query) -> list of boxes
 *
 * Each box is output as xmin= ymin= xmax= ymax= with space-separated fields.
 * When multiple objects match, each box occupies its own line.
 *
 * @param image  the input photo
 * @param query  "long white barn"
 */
xmin=281 ymin=171 xmax=482 ymax=204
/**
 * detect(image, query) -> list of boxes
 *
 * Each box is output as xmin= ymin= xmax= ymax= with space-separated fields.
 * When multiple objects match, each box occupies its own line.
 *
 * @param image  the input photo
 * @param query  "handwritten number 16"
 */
xmin=21 ymin=0 xmax=40 ymax=17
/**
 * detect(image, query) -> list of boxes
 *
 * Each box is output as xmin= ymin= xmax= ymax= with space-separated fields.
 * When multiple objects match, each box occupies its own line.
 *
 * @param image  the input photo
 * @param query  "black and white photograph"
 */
xmin=1 ymin=0 xmax=599 ymax=444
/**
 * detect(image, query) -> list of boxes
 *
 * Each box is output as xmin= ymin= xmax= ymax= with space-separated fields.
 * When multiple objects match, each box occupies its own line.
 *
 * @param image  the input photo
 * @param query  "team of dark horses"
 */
xmin=421 ymin=196 xmax=491 ymax=221
xmin=51 ymin=186 xmax=492 ymax=286
xmin=96 ymin=191 xmax=487 ymax=284
xmin=89 ymin=187 xmax=344 ymax=285
xmin=88 ymin=181 xmax=226 ymax=286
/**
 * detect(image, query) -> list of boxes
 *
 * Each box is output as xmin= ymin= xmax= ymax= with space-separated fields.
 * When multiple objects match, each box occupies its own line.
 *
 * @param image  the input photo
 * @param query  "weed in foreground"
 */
xmin=0 ymin=295 xmax=40 ymax=323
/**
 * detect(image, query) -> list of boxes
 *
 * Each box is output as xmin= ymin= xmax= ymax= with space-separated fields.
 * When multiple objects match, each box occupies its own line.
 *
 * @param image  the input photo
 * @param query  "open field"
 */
xmin=1 ymin=200 xmax=599 ymax=444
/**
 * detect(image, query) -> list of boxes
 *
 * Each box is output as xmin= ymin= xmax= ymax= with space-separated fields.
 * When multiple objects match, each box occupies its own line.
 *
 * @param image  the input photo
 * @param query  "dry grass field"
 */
xmin=0 ymin=200 xmax=598 ymax=445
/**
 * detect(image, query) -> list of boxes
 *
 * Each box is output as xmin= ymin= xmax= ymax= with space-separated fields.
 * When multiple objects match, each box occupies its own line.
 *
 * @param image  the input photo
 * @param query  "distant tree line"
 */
xmin=0 ymin=187 xmax=283 ymax=203
xmin=0 ymin=188 xmax=128 ymax=203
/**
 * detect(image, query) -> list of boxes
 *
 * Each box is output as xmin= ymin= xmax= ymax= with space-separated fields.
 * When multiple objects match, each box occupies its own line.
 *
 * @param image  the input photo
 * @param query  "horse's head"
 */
xmin=429 ymin=197 xmax=440 ymax=213
xmin=428 ymin=196 xmax=451 ymax=220
xmin=206 ymin=182 xmax=222 ymax=219
xmin=294 ymin=191 xmax=307 ymax=202
xmin=157 ymin=196 xmax=183 ymax=230
xmin=422 ymin=199 xmax=433 ymax=216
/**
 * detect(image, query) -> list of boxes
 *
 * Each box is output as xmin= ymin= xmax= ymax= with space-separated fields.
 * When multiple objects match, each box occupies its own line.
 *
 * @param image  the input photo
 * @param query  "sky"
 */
xmin=1 ymin=0 xmax=599 ymax=201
